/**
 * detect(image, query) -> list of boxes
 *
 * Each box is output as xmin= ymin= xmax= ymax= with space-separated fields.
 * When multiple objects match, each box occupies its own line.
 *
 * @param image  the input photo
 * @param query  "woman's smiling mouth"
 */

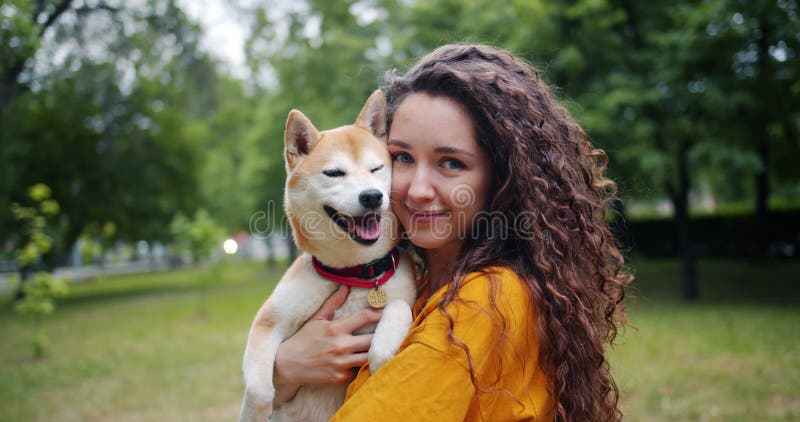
xmin=406 ymin=207 xmax=451 ymax=224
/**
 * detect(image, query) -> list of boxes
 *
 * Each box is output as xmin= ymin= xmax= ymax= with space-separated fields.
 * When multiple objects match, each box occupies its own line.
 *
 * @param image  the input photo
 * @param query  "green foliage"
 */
xmin=75 ymin=221 xmax=118 ymax=265
xmin=169 ymin=209 xmax=225 ymax=263
xmin=77 ymin=235 xmax=102 ymax=266
xmin=0 ymin=1 xmax=39 ymax=68
xmin=13 ymin=272 xmax=68 ymax=318
xmin=9 ymin=183 xmax=69 ymax=357
xmin=11 ymin=183 xmax=60 ymax=267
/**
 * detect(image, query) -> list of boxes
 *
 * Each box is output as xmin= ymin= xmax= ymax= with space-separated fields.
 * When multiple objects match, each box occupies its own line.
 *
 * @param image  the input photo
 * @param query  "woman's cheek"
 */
xmin=390 ymin=177 xmax=407 ymax=218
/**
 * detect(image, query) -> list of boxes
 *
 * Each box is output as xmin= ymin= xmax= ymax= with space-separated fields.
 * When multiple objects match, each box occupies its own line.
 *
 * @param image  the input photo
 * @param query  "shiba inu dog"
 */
xmin=240 ymin=91 xmax=417 ymax=422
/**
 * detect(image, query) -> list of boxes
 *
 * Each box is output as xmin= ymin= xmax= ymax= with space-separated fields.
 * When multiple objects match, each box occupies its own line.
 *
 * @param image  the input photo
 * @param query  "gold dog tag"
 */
xmin=368 ymin=287 xmax=387 ymax=308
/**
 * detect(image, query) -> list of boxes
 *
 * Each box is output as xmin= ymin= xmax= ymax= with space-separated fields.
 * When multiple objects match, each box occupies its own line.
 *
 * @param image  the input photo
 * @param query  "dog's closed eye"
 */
xmin=371 ymin=165 xmax=384 ymax=173
xmin=323 ymin=169 xmax=346 ymax=177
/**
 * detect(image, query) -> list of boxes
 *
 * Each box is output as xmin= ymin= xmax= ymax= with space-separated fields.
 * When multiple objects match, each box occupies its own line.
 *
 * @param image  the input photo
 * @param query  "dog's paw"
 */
xmin=368 ymin=300 xmax=413 ymax=374
xmin=368 ymin=346 xmax=394 ymax=374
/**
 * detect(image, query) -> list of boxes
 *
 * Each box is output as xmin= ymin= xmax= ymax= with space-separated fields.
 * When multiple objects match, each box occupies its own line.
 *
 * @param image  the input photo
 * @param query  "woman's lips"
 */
xmin=407 ymin=207 xmax=450 ymax=224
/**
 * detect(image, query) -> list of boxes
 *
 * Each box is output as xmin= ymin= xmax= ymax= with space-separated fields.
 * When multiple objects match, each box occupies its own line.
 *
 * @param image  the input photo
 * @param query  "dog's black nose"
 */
xmin=359 ymin=189 xmax=383 ymax=209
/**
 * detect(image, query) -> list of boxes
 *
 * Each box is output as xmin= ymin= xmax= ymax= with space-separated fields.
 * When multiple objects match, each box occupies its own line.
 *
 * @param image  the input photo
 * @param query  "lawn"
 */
xmin=0 ymin=258 xmax=798 ymax=421
xmin=616 ymin=259 xmax=800 ymax=421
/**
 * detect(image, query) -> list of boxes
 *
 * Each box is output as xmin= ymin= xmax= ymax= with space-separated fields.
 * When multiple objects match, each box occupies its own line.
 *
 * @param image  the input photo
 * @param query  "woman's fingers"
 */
xmin=311 ymin=285 xmax=350 ymax=320
xmin=334 ymin=333 xmax=373 ymax=355
xmin=273 ymin=286 xmax=382 ymax=389
xmin=339 ymin=351 xmax=370 ymax=370
xmin=331 ymin=308 xmax=383 ymax=335
xmin=347 ymin=333 xmax=374 ymax=353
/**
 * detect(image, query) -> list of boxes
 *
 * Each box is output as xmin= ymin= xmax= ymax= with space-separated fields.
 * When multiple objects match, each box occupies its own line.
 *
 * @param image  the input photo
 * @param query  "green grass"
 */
xmin=614 ymin=259 xmax=800 ymax=421
xmin=0 ymin=261 xmax=280 ymax=422
xmin=1 ymin=258 xmax=798 ymax=421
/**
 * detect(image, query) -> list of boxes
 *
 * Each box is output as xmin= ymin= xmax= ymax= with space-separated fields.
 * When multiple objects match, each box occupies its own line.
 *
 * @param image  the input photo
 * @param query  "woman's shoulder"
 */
xmin=457 ymin=266 xmax=531 ymax=304
xmin=406 ymin=266 xmax=538 ymax=372
xmin=414 ymin=266 xmax=535 ymax=337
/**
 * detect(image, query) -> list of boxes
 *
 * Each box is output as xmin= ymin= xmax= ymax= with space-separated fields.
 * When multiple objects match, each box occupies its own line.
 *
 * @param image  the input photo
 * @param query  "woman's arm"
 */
xmin=272 ymin=286 xmax=383 ymax=406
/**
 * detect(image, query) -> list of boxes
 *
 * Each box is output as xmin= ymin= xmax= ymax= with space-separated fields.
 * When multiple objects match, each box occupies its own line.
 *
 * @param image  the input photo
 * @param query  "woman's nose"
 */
xmin=407 ymin=165 xmax=435 ymax=203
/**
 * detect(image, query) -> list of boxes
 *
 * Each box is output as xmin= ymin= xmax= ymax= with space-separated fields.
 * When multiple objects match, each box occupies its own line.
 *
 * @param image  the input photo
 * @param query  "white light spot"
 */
xmin=223 ymin=238 xmax=238 ymax=255
xmin=769 ymin=42 xmax=789 ymax=62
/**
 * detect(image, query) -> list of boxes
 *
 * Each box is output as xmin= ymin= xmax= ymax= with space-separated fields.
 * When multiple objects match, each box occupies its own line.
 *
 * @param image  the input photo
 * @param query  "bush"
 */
xmin=614 ymin=210 xmax=800 ymax=259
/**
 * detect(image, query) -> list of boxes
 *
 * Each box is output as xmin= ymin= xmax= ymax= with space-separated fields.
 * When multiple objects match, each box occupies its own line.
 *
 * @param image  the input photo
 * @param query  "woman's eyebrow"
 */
xmin=388 ymin=139 xmax=412 ymax=149
xmin=389 ymin=140 xmax=477 ymax=157
xmin=434 ymin=146 xmax=477 ymax=157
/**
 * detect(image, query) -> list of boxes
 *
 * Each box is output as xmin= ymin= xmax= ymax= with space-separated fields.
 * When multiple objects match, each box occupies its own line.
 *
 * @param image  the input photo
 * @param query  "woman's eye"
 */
xmin=441 ymin=158 xmax=466 ymax=170
xmin=323 ymin=169 xmax=345 ymax=177
xmin=390 ymin=152 xmax=414 ymax=164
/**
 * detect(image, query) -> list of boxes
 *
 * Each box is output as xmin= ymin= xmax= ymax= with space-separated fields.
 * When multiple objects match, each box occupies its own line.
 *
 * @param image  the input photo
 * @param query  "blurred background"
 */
xmin=1 ymin=0 xmax=798 ymax=420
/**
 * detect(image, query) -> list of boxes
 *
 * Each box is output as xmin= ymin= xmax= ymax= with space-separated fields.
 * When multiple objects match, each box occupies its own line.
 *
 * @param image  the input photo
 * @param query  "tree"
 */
xmin=0 ymin=0 xmax=245 ymax=255
xmin=0 ymin=0 xmax=75 ymax=113
xmin=169 ymin=209 xmax=225 ymax=315
xmin=10 ymin=183 xmax=69 ymax=358
xmin=698 ymin=0 xmax=800 ymax=217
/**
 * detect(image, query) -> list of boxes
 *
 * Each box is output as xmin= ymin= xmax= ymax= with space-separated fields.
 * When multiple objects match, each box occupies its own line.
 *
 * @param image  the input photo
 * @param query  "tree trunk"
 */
xmin=673 ymin=139 xmax=698 ymax=300
xmin=754 ymin=19 xmax=771 ymax=221
xmin=755 ymin=132 xmax=769 ymax=220
xmin=14 ymin=265 xmax=32 ymax=301
xmin=0 ymin=61 xmax=25 ymax=115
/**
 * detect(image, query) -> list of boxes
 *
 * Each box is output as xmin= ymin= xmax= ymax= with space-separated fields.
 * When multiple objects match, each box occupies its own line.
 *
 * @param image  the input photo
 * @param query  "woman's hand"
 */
xmin=273 ymin=285 xmax=383 ymax=406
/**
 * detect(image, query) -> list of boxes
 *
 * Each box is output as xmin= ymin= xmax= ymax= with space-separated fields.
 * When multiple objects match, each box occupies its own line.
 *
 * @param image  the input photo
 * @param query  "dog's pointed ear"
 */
xmin=355 ymin=90 xmax=387 ymax=143
xmin=285 ymin=109 xmax=319 ymax=171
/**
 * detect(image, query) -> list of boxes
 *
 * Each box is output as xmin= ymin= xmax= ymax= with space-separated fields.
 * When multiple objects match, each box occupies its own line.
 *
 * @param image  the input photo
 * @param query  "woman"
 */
xmin=273 ymin=44 xmax=631 ymax=421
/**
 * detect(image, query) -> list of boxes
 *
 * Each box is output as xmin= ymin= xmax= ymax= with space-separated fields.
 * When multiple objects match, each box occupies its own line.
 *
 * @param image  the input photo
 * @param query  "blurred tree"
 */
xmin=0 ymin=0 xmax=75 ymax=113
xmin=695 ymin=0 xmax=800 ymax=217
xmin=0 ymin=0 xmax=255 ymax=258
xmin=169 ymin=208 xmax=225 ymax=315
xmin=14 ymin=271 xmax=69 ymax=357
xmin=604 ymin=0 xmax=799 ymax=298
xmin=197 ymin=77 xmax=261 ymax=231
xmin=10 ymin=183 xmax=69 ymax=358
xmin=10 ymin=183 xmax=61 ymax=288
xmin=169 ymin=208 xmax=224 ymax=264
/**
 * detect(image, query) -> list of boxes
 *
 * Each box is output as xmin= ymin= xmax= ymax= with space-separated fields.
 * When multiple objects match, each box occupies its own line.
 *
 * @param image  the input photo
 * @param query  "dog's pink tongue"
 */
xmin=355 ymin=215 xmax=381 ymax=240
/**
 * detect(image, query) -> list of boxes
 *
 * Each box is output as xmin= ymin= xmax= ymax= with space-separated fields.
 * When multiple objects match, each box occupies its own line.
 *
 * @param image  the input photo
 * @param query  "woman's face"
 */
xmin=388 ymin=93 xmax=491 ymax=257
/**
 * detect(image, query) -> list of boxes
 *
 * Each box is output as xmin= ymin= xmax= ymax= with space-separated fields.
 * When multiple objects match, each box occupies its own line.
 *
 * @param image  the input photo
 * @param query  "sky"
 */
xmin=178 ymin=0 xmax=248 ymax=78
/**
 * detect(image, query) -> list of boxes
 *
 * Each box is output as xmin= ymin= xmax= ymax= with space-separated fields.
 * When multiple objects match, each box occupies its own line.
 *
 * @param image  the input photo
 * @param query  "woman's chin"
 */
xmin=404 ymin=233 xmax=461 ymax=253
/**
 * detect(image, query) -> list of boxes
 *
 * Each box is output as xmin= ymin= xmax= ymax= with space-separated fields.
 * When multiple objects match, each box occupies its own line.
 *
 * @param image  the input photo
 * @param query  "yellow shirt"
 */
xmin=331 ymin=267 xmax=554 ymax=421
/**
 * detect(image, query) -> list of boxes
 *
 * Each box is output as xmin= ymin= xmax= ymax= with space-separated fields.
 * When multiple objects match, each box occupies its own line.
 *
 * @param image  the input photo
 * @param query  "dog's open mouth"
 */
xmin=324 ymin=205 xmax=381 ymax=245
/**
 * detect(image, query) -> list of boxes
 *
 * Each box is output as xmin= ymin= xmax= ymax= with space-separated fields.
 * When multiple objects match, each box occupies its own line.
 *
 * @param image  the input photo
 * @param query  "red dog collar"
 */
xmin=311 ymin=249 xmax=399 ymax=288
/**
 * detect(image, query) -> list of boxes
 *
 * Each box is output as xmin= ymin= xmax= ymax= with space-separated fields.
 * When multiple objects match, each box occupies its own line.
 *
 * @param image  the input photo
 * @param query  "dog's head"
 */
xmin=283 ymin=91 xmax=399 ymax=267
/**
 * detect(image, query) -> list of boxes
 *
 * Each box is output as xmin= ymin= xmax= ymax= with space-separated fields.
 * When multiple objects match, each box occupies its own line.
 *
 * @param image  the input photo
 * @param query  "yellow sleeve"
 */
xmin=329 ymin=342 xmax=475 ymax=421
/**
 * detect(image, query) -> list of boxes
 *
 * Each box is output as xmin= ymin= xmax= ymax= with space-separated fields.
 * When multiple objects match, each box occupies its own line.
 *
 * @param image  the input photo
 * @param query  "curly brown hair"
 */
xmin=384 ymin=44 xmax=632 ymax=421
